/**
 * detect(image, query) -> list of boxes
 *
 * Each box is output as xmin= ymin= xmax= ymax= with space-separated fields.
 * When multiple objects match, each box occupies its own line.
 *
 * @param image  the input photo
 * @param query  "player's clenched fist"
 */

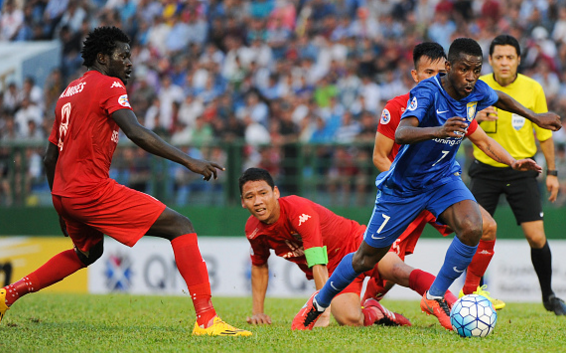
xmin=438 ymin=117 xmax=468 ymax=138
xmin=532 ymin=112 xmax=562 ymax=131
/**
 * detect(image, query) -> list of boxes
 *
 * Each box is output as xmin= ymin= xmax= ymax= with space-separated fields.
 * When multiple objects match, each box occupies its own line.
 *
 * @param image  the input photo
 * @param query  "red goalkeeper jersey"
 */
xmin=49 ymin=70 xmax=133 ymax=197
xmin=245 ymin=195 xmax=366 ymax=280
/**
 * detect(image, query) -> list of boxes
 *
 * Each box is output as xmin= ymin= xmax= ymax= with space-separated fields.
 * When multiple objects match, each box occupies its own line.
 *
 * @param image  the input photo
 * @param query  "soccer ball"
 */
xmin=450 ymin=294 xmax=497 ymax=338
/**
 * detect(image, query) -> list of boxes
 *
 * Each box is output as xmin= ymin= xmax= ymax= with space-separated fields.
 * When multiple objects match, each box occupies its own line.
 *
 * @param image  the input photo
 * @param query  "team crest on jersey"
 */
xmin=466 ymin=102 xmax=478 ymax=121
xmin=380 ymin=109 xmax=391 ymax=125
xmin=111 ymin=81 xmax=123 ymax=89
xmin=118 ymin=94 xmax=131 ymax=108
xmin=407 ymin=97 xmax=418 ymax=111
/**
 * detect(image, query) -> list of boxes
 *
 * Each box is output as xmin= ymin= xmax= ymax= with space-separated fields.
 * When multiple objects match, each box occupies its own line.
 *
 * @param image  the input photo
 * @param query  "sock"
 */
xmin=316 ymin=253 xmax=360 ymax=308
xmin=3 ymin=249 xmax=85 ymax=307
xmin=429 ymin=237 xmax=478 ymax=297
xmin=362 ymin=304 xmax=384 ymax=326
xmin=171 ymin=233 xmax=216 ymax=327
xmin=409 ymin=269 xmax=458 ymax=306
xmin=531 ymin=240 xmax=554 ymax=301
xmin=462 ymin=239 xmax=495 ymax=294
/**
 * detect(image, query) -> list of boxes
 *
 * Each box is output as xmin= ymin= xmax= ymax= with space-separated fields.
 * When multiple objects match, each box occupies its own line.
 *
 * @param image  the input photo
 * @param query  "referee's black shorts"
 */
xmin=468 ymin=159 xmax=543 ymax=225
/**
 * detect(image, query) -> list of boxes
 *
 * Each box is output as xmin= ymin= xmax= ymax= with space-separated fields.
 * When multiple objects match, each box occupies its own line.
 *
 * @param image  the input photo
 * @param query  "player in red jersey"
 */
xmin=368 ymin=42 xmax=505 ymax=312
xmin=239 ymin=167 xmax=459 ymax=327
xmin=0 ymin=27 xmax=250 ymax=337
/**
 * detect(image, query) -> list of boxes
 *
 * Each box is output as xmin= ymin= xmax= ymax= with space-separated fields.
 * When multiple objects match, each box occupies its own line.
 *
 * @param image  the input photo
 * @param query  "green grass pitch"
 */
xmin=2 ymin=293 xmax=566 ymax=353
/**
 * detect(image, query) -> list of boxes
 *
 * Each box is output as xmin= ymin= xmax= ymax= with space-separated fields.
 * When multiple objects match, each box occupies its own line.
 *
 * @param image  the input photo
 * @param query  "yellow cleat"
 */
xmin=0 ymin=289 xmax=9 ymax=324
xmin=459 ymin=285 xmax=506 ymax=310
xmin=192 ymin=316 xmax=252 ymax=337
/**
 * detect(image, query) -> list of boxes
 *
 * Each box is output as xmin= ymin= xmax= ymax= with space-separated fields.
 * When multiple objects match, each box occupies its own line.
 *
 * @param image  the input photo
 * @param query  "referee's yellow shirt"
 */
xmin=474 ymin=73 xmax=552 ymax=167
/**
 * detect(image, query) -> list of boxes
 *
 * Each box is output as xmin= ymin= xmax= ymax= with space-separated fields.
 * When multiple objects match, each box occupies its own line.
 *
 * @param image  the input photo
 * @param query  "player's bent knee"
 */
xmin=75 ymin=241 xmax=103 ymax=266
xmin=481 ymin=217 xmax=497 ymax=241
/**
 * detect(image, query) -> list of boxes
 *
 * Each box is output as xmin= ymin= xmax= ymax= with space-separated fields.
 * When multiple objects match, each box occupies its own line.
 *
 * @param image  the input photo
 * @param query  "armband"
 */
xmin=547 ymin=170 xmax=558 ymax=177
xmin=304 ymin=246 xmax=328 ymax=268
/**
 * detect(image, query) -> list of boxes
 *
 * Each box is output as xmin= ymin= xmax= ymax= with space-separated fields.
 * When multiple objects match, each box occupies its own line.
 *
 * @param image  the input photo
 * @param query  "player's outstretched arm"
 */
xmin=468 ymin=126 xmax=542 ymax=172
xmin=395 ymin=117 xmax=468 ymax=144
xmin=494 ymin=91 xmax=562 ymax=131
xmin=112 ymin=109 xmax=224 ymax=181
xmin=247 ymin=263 xmax=272 ymax=325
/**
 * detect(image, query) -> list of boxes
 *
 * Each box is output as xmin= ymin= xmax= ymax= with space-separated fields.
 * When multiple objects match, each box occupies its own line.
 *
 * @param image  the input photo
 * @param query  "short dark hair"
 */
xmin=81 ymin=26 xmax=130 ymax=68
xmin=489 ymin=34 xmax=521 ymax=57
xmin=238 ymin=168 xmax=275 ymax=195
xmin=448 ymin=38 xmax=483 ymax=63
xmin=413 ymin=42 xmax=446 ymax=69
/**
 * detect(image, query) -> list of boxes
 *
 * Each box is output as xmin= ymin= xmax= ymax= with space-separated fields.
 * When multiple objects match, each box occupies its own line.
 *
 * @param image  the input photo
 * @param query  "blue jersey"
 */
xmin=376 ymin=74 xmax=498 ymax=195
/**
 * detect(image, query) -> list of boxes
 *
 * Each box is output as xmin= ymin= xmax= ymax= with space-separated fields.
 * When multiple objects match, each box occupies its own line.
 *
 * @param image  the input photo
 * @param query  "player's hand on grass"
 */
xmin=438 ymin=117 xmax=468 ymax=138
xmin=532 ymin=112 xmax=562 ymax=131
xmin=546 ymin=175 xmax=559 ymax=203
xmin=247 ymin=313 xmax=272 ymax=325
xmin=511 ymin=158 xmax=542 ymax=173
xmin=476 ymin=107 xmax=498 ymax=123
xmin=186 ymin=159 xmax=225 ymax=181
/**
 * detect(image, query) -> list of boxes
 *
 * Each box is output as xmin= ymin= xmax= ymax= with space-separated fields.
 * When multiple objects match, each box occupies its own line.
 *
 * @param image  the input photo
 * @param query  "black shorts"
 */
xmin=469 ymin=159 xmax=542 ymax=225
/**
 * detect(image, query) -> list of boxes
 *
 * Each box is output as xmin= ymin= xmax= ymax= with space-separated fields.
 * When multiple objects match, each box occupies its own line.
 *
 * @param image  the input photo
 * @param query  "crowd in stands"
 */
xmin=2 ymin=0 xmax=566 ymax=207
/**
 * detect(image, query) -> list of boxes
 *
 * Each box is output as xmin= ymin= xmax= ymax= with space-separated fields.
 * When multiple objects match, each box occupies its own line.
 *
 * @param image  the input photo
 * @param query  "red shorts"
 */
xmin=52 ymin=179 xmax=166 ymax=252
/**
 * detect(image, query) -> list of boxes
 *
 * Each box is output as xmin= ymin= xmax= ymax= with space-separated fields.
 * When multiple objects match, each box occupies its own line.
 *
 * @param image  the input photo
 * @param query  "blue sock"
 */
xmin=429 ymin=237 xmax=478 ymax=297
xmin=316 ymin=253 xmax=361 ymax=307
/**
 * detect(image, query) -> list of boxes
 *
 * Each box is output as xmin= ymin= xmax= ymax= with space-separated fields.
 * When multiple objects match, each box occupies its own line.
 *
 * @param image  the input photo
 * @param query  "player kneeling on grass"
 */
xmin=0 ymin=26 xmax=250 ymax=337
xmin=240 ymin=167 xmax=459 ymax=328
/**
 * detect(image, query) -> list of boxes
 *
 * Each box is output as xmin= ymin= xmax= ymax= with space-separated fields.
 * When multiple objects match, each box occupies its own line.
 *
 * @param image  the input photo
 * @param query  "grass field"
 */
xmin=2 ymin=293 xmax=565 ymax=353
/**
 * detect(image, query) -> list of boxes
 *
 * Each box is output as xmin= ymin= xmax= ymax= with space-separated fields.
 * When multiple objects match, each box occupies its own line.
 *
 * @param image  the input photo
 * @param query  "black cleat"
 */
xmin=543 ymin=295 xmax=566 ymax=316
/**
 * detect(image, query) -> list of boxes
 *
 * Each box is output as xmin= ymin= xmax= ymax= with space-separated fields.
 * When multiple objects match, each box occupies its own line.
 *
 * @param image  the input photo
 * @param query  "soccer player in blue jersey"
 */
xmin=292 ymin=38 xmax=561 ymax=331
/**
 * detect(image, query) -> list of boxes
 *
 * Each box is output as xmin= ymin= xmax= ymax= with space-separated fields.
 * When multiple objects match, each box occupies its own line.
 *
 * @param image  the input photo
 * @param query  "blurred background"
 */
xmin=1 ymin=0 xmax=566 ymax=220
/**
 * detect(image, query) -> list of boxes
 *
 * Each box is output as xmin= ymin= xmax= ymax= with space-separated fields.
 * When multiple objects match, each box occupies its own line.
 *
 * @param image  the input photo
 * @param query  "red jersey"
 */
xmin=49 ymin=71 xmax=133 ymax=197
xmin=377 ymin=92 xmax=478 ymax=161
xmin=245 ymin=195 xmax=366 ymax=280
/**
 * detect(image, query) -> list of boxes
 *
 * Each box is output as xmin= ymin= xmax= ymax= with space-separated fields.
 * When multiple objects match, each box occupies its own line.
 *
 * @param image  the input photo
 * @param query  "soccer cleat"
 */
xmin=420 ymin=291 xmax=452 ymax=330
xmin=459 ymin=285 xmax=506 ymax=310
xmin=0 ymin=288 xmax=9 ymax=324
xmin=363 ymin=298 xmax=411 ymax=326
xmin=291 ymin=290 xmax=326 ymax=330
xmin=543 ymin=295 xmax=566 ymax=316
xmin=192 ymin=316 xmax=252 ymax=336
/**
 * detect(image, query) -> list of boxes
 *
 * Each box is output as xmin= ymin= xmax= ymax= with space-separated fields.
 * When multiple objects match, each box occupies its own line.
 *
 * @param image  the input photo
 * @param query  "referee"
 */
xmin=469 ymin=34 xmax=565 ymax=315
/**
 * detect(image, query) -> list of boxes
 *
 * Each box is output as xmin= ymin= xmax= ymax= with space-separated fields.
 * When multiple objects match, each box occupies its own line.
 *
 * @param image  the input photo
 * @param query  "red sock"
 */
xmin=409 ymin=269 xmax=457 ymax=306
xmin=3 ymin=249 xmax=85 ymax=307
xmin=463 ymin=239 xmax=495 ymax=295
xmin=171 ymin=233 xmax=216 ymax=327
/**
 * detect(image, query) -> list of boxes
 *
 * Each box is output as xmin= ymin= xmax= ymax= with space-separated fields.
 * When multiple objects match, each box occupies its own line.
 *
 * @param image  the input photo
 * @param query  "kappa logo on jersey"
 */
xmin=380 ymin=109 xmax=391 ymax=125
xmin=298 ymin=213 xmax=311 ymax=226
xmin=407 ymin=97 xmax=418 ymax=111
xmin=466 ymin=102 xmax=478 ymax=121
xmin=111 ymin=81 xmax=123 ymax=89
xmin=118 ymin=94 xmax=131 ymax=108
